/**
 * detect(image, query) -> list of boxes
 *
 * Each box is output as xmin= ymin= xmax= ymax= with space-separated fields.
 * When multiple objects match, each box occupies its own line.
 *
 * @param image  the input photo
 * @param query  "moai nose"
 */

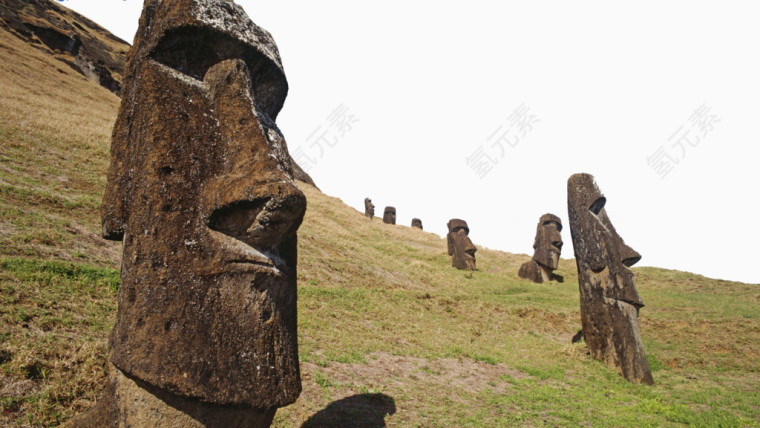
xmin=207 ymin=192 xmax=306 ymax=249
xmin=464 ymin=237 xmax=477 ymax=256
xmin=203 ymin=59 xmax=306 ymax=249
xmin=621 ymin=244 xmax=642 ymax=267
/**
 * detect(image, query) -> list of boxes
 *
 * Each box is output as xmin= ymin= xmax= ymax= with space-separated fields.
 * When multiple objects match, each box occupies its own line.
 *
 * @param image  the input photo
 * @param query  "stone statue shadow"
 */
xmin=301 ymin=393 xmax=396 ymax=428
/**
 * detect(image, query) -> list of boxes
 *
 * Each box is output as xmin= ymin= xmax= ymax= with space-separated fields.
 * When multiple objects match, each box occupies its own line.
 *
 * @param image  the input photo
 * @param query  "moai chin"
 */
xmin=518 ymin=214 xmax=563 ymax=283
xmin=567 ymin=173 xmax=653 ymax=385
xmin=411 ymin=218 xmax=423 ymax=230
xmin=383 ymin=206 xmax=396 ymax=224
xmin=364 ymin=198 xmax=375 ymax=219
xmin=447 ymin=219 xmax=476 ymax=270
xmin=73 ymin=1 xmax=306 ymax=425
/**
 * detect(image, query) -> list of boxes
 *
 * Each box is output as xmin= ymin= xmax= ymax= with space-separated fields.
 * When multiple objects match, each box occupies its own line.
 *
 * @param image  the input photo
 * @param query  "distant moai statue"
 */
xmin=383 ymin=206 xmax=396 ymax=224
xmin=411 ymin=218 xmax=423 ymax=230
xmin=447 ymin=219 xmax=476 ymax=270
xmin=71 ymin=1 xmax=306 ymax=426
xmin=567 ymin=173 xmax=653 ymax=385
xmin=518 ymin=214 xmax=564 ymax=283
xmin=364 ymin=198 xmax=375 ymax=219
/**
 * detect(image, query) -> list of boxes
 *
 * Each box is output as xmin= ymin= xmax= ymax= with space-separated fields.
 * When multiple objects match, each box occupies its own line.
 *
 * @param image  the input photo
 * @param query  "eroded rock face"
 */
xmin=77 ymin=0 xmax=306 ymax=424
xmin=383 ymin=206 xmax=396 ymax=224
xmin=518 ymin=214 xmax=563 ymax=283
xmin=411 ymin=218 xmax=423 ymax=230
xmin=567 ymin=173 xmax=653 ymax=385
xmin=447 ymin=219 xmax=476 ymax=270
xmin=364 ymin=198 xmax=375 ymax=219
xmin=0 ymin=0 xmax=128 ymax=94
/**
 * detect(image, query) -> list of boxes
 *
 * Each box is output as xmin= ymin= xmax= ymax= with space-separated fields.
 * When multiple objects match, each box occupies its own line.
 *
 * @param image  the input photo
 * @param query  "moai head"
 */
xmin=411 ymin=218 xmax=423 ymax=230
xmin=100 ymin=0 xmax=306 ymax=409
xmin=383 ymin=206 xmax=396 ymax=224
xmin=447 ymin=219 xmax=476 ymax=270
xmin=518 ymin=214 xmax=563 ymax=283
xmin=364 ymin=198 xmax=375 ymax=219
xmin=533 ymin=214 xmax=563 ymax=269
xmin=567 ymin=173 xmax=652 ymax=385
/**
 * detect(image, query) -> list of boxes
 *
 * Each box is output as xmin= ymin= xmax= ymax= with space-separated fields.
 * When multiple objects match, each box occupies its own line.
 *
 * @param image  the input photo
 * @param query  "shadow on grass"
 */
xmin=301 ymin=393 xmax=396 ymax=427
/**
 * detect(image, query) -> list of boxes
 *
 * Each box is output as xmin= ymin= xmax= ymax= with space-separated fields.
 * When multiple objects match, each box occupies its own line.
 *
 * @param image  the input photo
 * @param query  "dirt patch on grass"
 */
xmin=314 ymin=352 xmax=526 ymax=395
xmin=280 ymin=352 xmax=528 ymax=425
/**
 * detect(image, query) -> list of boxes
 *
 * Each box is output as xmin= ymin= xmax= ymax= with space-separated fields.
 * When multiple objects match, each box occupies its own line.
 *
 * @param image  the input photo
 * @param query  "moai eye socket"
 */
xmin=148 ymin=26 xmax=286 ymax=119
xmin=589 ymin=197 xmax=606 ymax=215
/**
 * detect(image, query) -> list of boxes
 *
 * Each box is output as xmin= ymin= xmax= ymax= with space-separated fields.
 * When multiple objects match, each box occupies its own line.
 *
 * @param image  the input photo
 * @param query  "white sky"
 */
xmin=57 ymin=1 xmax=760 ymax=284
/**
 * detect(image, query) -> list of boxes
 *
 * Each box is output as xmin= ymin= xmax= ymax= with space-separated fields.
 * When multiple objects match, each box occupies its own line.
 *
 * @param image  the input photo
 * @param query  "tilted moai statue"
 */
xmin=411 ymin=218 xmax=423 ymax=230
xmin=383 ymin=206 xmax=396 ymax=224
xmin=447 ymin=219 xmax=476 ymax=270
xmin=73 ymin=1 xmax=306 ymax=426
xmin=364 ymin=198 xmax=375 ymax=219
xmin=567 ymin=173 xmax=653 ymax=385
xmin=518 ymin=214 xmax=564 ymax=283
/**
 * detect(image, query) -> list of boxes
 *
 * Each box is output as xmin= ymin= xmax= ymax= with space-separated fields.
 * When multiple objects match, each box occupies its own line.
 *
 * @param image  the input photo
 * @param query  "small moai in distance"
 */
xmin=447 ymin=219 xmax=476 ymax=270
xmin=71 ymin=1 xmax=306 ymax=426
xmin=411 ymin=218 xmax=423 ymax=230
xmin=567 ymin=173 xmax=653 ymax=385
xmin=518 ymin=214 xmax=564 ymax=283
xmin=364 ymin=198 xmax=375 ymax=219
xmin=383 ymin=206 xmax=396 ymax=224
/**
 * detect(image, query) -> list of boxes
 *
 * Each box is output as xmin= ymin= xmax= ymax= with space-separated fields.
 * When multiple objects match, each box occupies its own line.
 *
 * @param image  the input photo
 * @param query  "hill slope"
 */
xmin=0 ymin=0 xmax=129 ymax=95
xmin=1 ymin=17 xmax=759 ymax=428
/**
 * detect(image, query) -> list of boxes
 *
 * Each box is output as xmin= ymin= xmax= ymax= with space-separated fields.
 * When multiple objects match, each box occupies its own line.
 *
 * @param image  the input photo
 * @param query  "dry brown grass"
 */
xmin=0 ymin=26 xmax=121 ymax=268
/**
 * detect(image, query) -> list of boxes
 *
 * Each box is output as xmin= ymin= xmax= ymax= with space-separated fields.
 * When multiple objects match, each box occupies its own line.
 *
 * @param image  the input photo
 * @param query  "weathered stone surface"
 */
xmin=383 ymin=206 xmax=396 ymax=224
xmin=518 ymin=214 xmax=563 ymax=283
xmin=411 ymin=218 xmax=423 ymax=230
xmin=67 ymin=365 xmax=276 ymax=428
xmin=447 ymin=219 xmax=476 ymax=270
xmin=567 ymin=173 xmax=653 ymax=385
xmin=291 ymin=159 xmax=318 ymax=189
xmin=364 ymin=198 xmax=375 ymax=219
xmin=76 ymin=0 xmax=306 ymax=423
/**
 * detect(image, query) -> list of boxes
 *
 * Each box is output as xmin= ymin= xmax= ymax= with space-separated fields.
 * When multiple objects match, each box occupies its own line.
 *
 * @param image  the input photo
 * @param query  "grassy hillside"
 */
xmin=0 ymin=24 xmax=121 ymax=268
xmin=1 ymin=23 xmax=759 ymax=427
xmin=0 ymin=0 xmax=129 ymax=94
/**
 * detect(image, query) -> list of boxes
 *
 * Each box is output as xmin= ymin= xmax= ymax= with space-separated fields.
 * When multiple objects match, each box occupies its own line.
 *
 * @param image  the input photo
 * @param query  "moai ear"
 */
xmin=101 ymin=129 xmax=130 ymax=241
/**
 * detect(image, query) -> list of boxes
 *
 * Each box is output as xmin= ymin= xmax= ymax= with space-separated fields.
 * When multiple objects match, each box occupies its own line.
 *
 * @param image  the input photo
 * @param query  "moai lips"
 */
xmin=447 ymin=219 xmax=476 ymax=270
xmin=383 ymin=206 xmax=396 ymax=224
xmin=518 ymin=214 xmax=563 ymax=283
xmin=567 ymin=173 xmax=653 ymax=385
xmin=364 ymin=198 xmax=375 ymax=219
xmin=82 ymin=0 xmax=305 ymax=423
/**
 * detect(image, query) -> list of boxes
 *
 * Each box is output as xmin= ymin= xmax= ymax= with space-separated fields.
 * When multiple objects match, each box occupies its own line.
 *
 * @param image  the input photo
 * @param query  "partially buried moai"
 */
xmin=518 ymin=214 xmax=563 ymax=283
xmin=383 ymin=206 xmax=396 ymax=224
xmin=567 ymin=173 xmax=653 ymax=385
xmin=447 ymin=219 xmax=476 ymax=270
xmin=411 ymin=218 xmax=423 ymax=230
xmin=72 ymin=1 xmax=306 ymax=426
xmin=364 ymin=198 xmax=375 ymax=219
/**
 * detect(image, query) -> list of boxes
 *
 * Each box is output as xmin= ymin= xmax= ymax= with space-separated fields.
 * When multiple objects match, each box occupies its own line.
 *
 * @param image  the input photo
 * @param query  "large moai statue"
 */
xmin=383 ymin=206 xmax=396 ymax=224
xmin=447 ymin=219 xmax=476 ymax=270
xmin=364 ymin=198 xmax=375 ymax=219
xmin=567 ymin=173 xmax=653 ymax=385
xmin=73 ymin=1 xmax=307 ymax=425
xmin=411 ymin=218 xmax=423 ymax=230
xmin=518 ymin=214 xmax=563 ymax=283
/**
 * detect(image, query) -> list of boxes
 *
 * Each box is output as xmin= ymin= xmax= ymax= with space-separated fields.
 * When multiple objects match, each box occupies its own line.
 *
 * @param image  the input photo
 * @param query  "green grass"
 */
xmin=0 ymin=258 xmax=118 ymax=426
